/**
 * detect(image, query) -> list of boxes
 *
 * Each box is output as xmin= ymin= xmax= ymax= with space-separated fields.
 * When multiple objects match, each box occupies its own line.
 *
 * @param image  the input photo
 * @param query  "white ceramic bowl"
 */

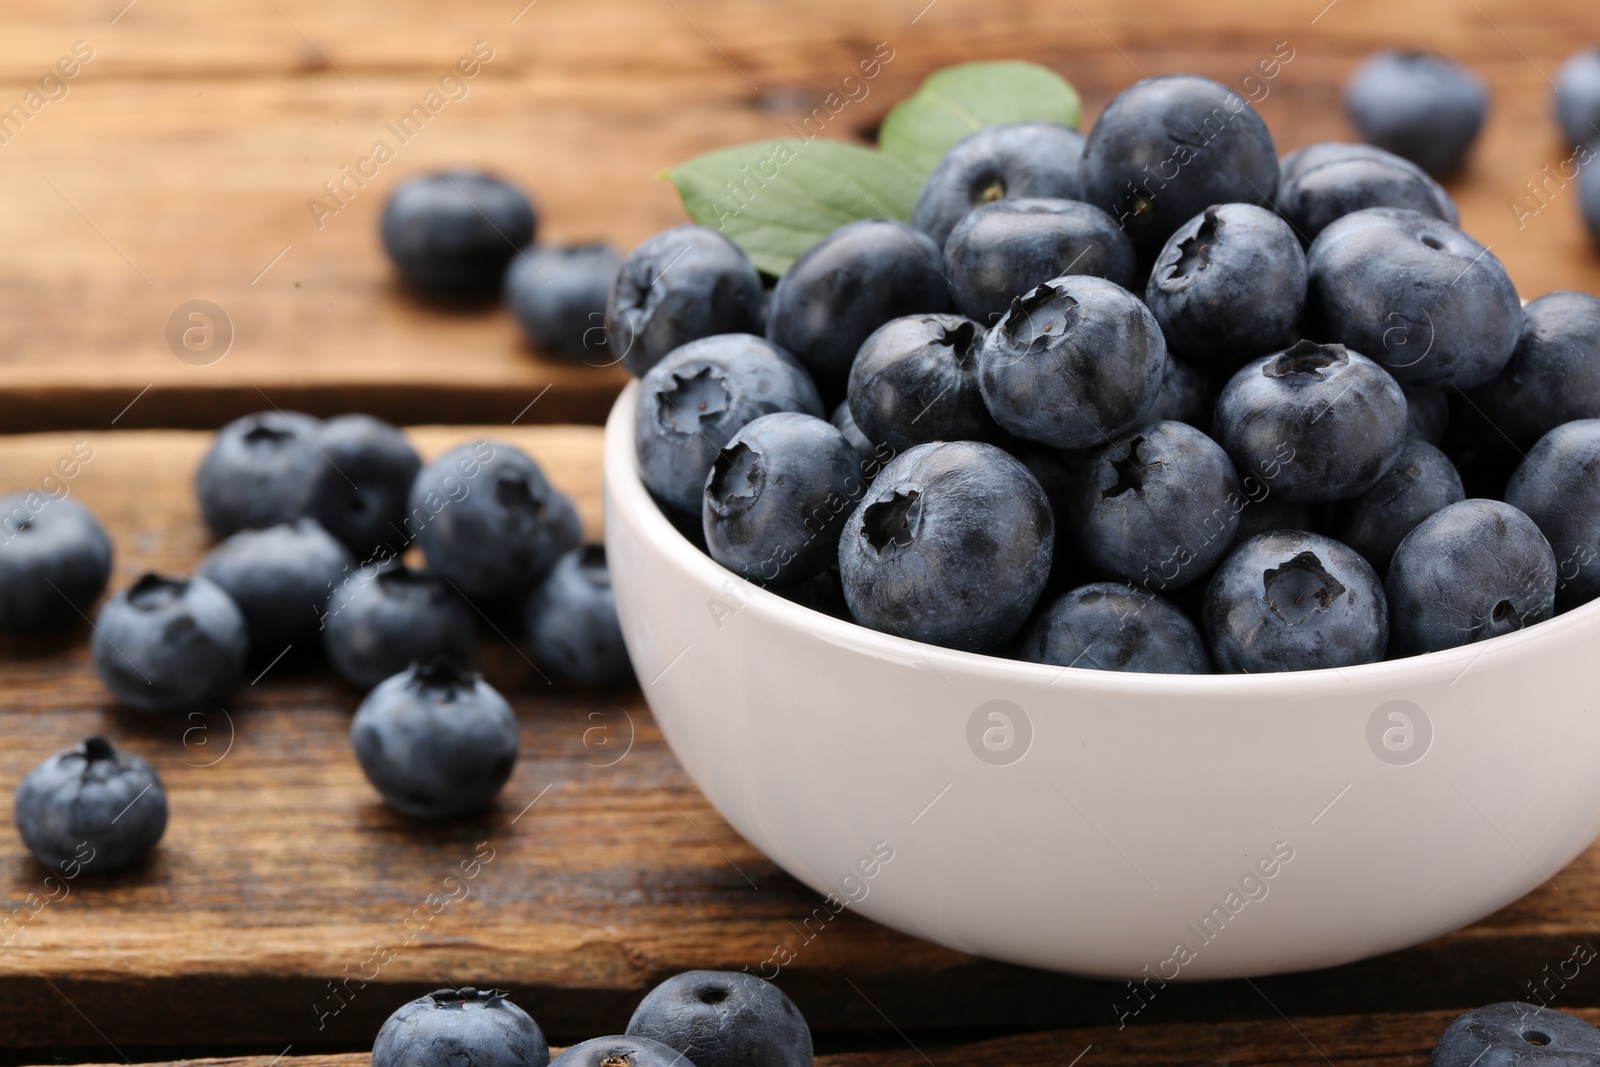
xmin=603 ymin=381 xmax=1600 ymax=980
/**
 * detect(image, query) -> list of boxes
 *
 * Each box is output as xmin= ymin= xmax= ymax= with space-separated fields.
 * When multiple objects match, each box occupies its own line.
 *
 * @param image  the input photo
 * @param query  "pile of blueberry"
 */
xmin=3 ymin=410 xmax=634 ymax=869
xmin=372 ymin=971 xmax=811 ymax=1067
xmin=618 ymin=56 xmax=1600 ymax=674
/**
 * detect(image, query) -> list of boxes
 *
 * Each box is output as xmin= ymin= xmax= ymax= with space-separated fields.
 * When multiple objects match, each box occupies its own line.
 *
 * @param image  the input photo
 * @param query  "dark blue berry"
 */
xmin=1064 ymin=421 xmax=1241 ymax=591
xmin=91 ymin=574 xmax=248 ymax=711
xmin=196 ymin=518 xmax=353 ymax=652
xmin=506 ymin=243 xmax=622 ymax=360
xmin=1386 ymin=499 xmax=1556 ymax=656
xmin=1204 ymin=531 xmax=1388 ymax=673
xmin=381 ymin=171 xmax=536 ymax=301
xmin=300 ymin=415 xmax=422 ymax=560
xmin=1331 ymin=439 xmax=1465 ymax=574
xmin=410 ymin=440 xmax=582 ymax=602
xmin=1275 ymin=142 xmax=1458 ymax=242
xmin=1344 ymin=51 xmax=1486 ymax=176
xmin=847 ymin=314 xmax=998 ymax=452
xmin=626 ymin=970 xmax=811 ymax=1067
xmin=830 ymin=400 xmax=877 ymax=469
xmin=1213 ymin=340 xmax=1408 ymax=503
xmin=322 ymin=565 xmax=475 ymax=690
xmin=635 ymin=334 xmax=824 ymax=515
xmin=1018 ymin=583 xmax=1208 ymax=673
xmin=766 ymin=219 xmax=950 ymax=399
xmin=1146 ymin=204 xmax=1307 ymax=373
xmin=703 ymin=412 xmax=859 ymax=586
xmin=912 ymin=122 xmax=1085 ymax=249
xmin=1406 ymin=388 xmax=1450 ymax=444
xmin=1232 ymin=492 xmax=1314 ymax=544
xmin=1556 ymin=49 xmax=1600 ymax=146
xmin=607 ymin=226 xmax=764 ymax=378
xmin=976 ymin=274 xmax=1166 ymax=450
xmin=1080 ymin=74 xmax=1279 ymax=257
xmin=1309 ymin=208 xmax=1522 ymax=390
xmin=351 ymin=662 xmax=518 ymax=818
xmin=1140 ymin=357 xmax=1216 ymax=434
xmin=373 ymin=988 xmax=549 ymax=1067
xmin=838 ymin=441 xmax=1053 ymax=651
xmin=1430 ymin=1002 xmax=1600 ymax=1067
xmin=524 ymin=545 xmax=630 ymax=685
xmin=0 ymin=496 xmax=111 ymax=633
xmin=943 ymin=198 xmax=1135 ymax=324
xmin=1505 ymin=420 xmax=1600 ymax=610
xmin=549 ymin=1038 xmax=690 ymax=1067
xmin=1470 ymin=292 xmax=1600 ymax=451
xmin=195 ymin=410 xmax=321 ymax=538
xmin=14 ymin=737 xmax=167 ymax=874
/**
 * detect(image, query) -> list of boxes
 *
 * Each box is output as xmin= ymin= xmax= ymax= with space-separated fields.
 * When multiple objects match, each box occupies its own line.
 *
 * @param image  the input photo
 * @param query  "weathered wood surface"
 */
xmin=0 ymin=0 xmax=1596 ymax=430
xmin=5 ymin=427 xmax=1600 ymax=1056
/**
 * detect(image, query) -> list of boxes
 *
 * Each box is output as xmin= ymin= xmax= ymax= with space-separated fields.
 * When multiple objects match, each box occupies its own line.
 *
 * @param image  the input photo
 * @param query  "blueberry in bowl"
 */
xmin=1018 ymin=582 xmax=1209 ymax=674
xmin=912 ymin=122 xmax=1086 ymax=249
xmin=847 ymin=314 xmax=1000 ymax=452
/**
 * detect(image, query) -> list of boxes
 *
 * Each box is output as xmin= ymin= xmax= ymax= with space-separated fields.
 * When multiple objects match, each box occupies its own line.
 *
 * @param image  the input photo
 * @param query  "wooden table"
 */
xmin=0 ymin=0 xmax=1597 ymax=431
xmin=4 ymin=0 xmax=1600 ymax=1063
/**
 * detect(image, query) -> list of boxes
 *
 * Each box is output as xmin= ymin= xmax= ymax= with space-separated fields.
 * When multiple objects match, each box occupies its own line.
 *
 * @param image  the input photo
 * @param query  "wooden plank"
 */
xmin=9 ymin=426 xmax=1600 ymax=1054
xmin=0 ymin=0 xmax=1595 ymax=429
xmin=38 ymin=1008 xmax=1600 ymax=1067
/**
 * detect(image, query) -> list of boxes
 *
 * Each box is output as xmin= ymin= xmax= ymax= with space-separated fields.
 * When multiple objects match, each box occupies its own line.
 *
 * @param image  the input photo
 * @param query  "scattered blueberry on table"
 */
xmin=13 ymin=736 xmax=167 ymax=874
xmin=373 ymin=987 xmax=550 ymax=1067
xmin=91 ymin=573 xmax=249 ymax=711
xmin=1343 ymin=50 xmax=1487 ymax=176
xmin=381 ymin=170 xmax=537 ymax=302
xmin=523 ymin=545 xmax=631 ymax=686
xmin=0 ymin=494 xmax=111 ymax=633
xmin=322 ymin=564 xmax=476 ymax=690
xmin=626 ymin=969 xmax=813 ymax=1067
xmin=1430 ymin=1001 xmax=1600 ymax=1067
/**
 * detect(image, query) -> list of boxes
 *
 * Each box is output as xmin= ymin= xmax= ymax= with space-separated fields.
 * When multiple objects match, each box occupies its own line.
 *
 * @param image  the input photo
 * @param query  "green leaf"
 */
xmin=666 ymin=139 xmax=923 ymax=277
xmin=878 ymin=61 xmax=1082 ymax=175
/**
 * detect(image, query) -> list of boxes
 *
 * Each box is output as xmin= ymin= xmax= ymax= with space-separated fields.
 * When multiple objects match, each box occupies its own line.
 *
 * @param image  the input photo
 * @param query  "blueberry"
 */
xmin=607 ymin=226 xmax=764 ymax=379
xmin=549 ymin=1037 xmax=691 ymax=1067
xmin=830 ymin=400 xmax=878 ymax=469
xmin=943 ymin=198 xmax=1137 ymax=325
xmin=912 ymin=122 xmax=1086 ymax=249
xmin=1387 ymin=499 xmax=1556 ymax=656
xmin=322 ymin=565 xmax=475 ymax=690
xmin=1145 ymin=204 xmax=1307 ymax=373
xmin=1064 ymin=421 xmax=1240 ymax=591
xmin=703 ymin=412 xmax=859 ymax=586
xmin=196 ymin=518 xmax=352 ymax=652
xmin=524 ymin=545 xmax=630 ymax=685
xmin=1345 ymin=51 xmax=1486 ymax=176
xmin=506 ymin=243 xmax=622 ymax=360
xmin=1406 ymin=388 xmax=1450 ymax=444
xmin=1506 ymin=420 xmax=1600 ymax=610
xmin=1204 ymin=531 xmax=1388 ymax=673
xmin=1140 ymin=357 xmax=1216 ymax=435
xmin=0 ymin=496 xmax=111 ymax=633
xmin=1018 ymin=583 xmax=1209 ymax=673
xmin=847 ymin=314 xmax=999 ymax=452
xmin=1331 ymin=439 xmax=1465 ymax=574
xmin=1431 ymin=1002 xmax=1600 ymax=1067
xmin=1080 ymin=74 xmax=1279 ymax=257
xmin=626 ymin=970 xmax=811 ymax=1067
xmin=91 ymin=574 xmax=247 ymax=711
xmin=1556 ymin=48 xmax=1600 ymax=146
xmin=373 ymin=987 xmax=549 ymax=1067
xmin=351 ymin=662 xmax=518 ymax=818
xmin=299 ymin=415 xmax=423 ymax=560
xmin=1214 ymin=341 xmax=1408 ymax=503
xmin=838 ymin=441 xmax=1053 ymax=651
xmin=976 ymin=275 xmax=1166 ymax=450
xmin=410 ymin=440 xmax=581 ymax=603
xmin=13 ymin=737 xmax=166 ymax=874
xmin=1585 ymin=155 xmax=1600 ymax=246
xmin=1470 ymin=292 xmax=1600 ymax=451
xmin=195 ymin=410 xmax=322 ymax=537
xmin=635 ymin=334 xmax=824 ymax=515
xmin=1232 ymin=493 xmax=1314 ymax=544
xmin=1307 ymin=208 xmax=1521 ymax=390
xmin=1275 ymin=142 xmax=1458 ymax=242
xmin=766 ymin=219 xmax=951 ymax=399
xmin=381 ymin=171 xmax=536 ymax=301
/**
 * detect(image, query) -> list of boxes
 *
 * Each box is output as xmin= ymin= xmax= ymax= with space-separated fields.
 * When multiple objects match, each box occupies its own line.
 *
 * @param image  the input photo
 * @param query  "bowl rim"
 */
xmin=605 ymin=379 xmax=1600 ymax=698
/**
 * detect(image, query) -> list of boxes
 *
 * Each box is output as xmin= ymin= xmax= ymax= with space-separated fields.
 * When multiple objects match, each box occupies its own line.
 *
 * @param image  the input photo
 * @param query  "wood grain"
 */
xmin=8 ymin=426 xmax=1600 ymax=1055
xmin=0 ymin=0 xmax=1596 ymax=430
